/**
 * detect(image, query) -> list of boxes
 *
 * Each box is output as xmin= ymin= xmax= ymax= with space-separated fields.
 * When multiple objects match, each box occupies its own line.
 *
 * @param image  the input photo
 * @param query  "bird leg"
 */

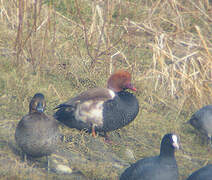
xmin=21 ymin=152 xmax=27 ymax=162
xmin=46 ymin=155 xmax=50 ymax=172
xmin=209 ymin=135 xmax=212 ymax=148
xmin=206 ymin=135 xmax=212 ymax=152
xmin=104 ymin=132 xmax=113 ymax=144
xmin=92 ymin=124 xmax=96 ymax=137
xmin=104 ymin=132 xmax=109 ymax=140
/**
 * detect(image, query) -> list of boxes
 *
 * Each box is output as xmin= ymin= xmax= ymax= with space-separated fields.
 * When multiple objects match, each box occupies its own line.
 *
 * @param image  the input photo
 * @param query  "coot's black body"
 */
xmin=120 ymin=134 xmax=179 ymax=180
xmin=187 ymin=164 xmax=212 ymax=180
xmin=188 ymin=105 xmax=212 ymax=146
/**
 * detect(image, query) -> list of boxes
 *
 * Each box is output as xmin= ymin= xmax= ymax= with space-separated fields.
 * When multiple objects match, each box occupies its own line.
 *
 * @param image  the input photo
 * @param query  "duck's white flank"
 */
xmin=108 ymin=89 xmax=116 ymax=99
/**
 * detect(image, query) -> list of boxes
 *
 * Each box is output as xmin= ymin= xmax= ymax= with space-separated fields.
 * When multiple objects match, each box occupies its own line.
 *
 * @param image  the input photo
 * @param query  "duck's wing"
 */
xmin=54 ymin=88 xmax=115 ymax=109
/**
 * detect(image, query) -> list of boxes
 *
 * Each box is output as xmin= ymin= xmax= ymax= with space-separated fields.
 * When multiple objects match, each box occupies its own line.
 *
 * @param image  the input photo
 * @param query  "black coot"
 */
xmin=187 ymin=164 xmax=212 ymax=180
xmin=188 ymin=105 xmax=212 ymax=147
xmin=120 ymin=133 xmax=179 ymax=180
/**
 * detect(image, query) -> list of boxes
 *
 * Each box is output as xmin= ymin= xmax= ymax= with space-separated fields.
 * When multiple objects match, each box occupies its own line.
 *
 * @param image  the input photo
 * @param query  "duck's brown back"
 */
xmin=15 ymin=112 xmax=60 ymax=157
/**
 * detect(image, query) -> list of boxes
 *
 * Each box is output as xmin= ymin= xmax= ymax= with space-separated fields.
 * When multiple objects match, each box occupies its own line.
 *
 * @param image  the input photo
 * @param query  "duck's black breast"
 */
xmin=99 ymin=91 xmax=139 ymax=132
xmin=15 ymin=113 xmax=60 ymax=157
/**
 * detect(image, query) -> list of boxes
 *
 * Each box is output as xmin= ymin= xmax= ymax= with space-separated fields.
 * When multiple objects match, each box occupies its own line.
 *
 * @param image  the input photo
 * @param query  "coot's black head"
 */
xmin=107 ymin=70 xmax=136 ymax=92
xmin=160 ymin=133 xmax=179 ymax=157
xmin=188 ymin=115 xmax=199 ymax=128
xmin=29 ymin=93 xmax=46 ymax=113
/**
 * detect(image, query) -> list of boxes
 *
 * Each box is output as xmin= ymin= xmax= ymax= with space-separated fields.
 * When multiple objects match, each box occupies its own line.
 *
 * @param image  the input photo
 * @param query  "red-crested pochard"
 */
xmin=54 ymin=70 xmax=139 ymax=138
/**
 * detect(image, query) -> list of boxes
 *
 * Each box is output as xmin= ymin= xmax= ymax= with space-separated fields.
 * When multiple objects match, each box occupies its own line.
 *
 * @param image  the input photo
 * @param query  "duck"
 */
xmin=187 ymin=164 xmax=212 ymax=180
xmin=15 ymin=93 xmax=60 ymax=164
xmin=54 ymin=70 xmax=139 ymax=138
xmin=120 ymin=133 xmax=179 ymax=180
xmin=188 ymin=105 xmax=212 ymax=147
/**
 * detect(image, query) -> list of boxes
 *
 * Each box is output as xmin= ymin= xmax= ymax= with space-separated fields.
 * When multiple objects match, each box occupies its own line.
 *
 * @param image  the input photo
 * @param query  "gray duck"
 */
xmin=15 ymin=93 xmax=60 ymax=167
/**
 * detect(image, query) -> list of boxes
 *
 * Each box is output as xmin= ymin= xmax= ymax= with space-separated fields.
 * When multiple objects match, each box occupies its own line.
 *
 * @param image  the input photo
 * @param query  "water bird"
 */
xmin=188 ymin=105 xmax=212 ymax=147
xmin=54 ymin=70 xmax=139 ymax=138
xmin=15 ymin=93 xmax=60 ymax=168
xmin=186 ymin=164 xmax=212 ymax=180
xmin=120 ymin=133 xmax=179 ymax=180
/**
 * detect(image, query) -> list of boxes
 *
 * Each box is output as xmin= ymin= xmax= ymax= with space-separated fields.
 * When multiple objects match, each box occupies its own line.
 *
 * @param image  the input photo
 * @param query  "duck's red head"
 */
xmin=107 ymin=70 xmax=136 ymax=92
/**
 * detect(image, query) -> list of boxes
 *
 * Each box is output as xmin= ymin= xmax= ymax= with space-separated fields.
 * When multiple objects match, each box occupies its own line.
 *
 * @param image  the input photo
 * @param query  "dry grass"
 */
xmin=0 ymin=0 xmax=212 ymax=179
